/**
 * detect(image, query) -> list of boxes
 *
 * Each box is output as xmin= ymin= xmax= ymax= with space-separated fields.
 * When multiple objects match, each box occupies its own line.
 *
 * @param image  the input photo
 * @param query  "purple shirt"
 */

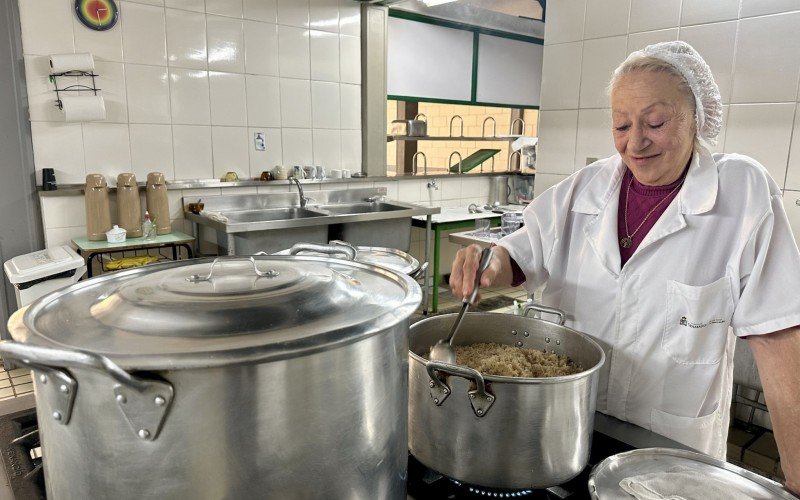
xmin=617 ymin=168 xmax=685 ymax=267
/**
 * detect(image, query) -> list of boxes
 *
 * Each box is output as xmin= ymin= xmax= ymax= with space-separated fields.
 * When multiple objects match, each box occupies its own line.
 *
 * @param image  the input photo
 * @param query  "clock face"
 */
xmin=75 ymin=0 xmax=119 ymax=31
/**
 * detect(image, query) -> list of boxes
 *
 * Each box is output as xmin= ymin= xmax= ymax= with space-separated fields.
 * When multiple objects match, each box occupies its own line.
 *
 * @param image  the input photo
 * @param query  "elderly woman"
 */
xmin=451 ymin=41 xmax=800 ymax=492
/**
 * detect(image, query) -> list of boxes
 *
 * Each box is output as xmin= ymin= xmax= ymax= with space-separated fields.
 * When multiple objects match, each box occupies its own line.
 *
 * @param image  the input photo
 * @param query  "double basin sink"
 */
xmin=223 ymin=202 xmax=408 ymax=224
xmin=185 ymin=188 xmax=440 ymax=255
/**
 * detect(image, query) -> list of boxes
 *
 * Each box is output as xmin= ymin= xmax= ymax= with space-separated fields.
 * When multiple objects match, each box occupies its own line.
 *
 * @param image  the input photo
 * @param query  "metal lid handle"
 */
xmin=187 ymin=256 xmax=279 ymax=283
xmin=289 ymin=242 xmax=357 ymax=261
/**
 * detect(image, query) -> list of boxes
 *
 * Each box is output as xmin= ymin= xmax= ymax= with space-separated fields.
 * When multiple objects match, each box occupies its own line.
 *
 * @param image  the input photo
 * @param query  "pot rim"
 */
xmin=409 ymin=311 xmax=606 ymax=385
xmin=11 ymin=256 xmax=422 ymax=371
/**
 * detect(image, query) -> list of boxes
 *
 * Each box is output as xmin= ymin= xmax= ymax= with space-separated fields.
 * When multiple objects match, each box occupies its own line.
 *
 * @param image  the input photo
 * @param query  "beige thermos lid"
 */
xmin=84 ymin=174 xmax=112 ymax=241
xmin=116 ymin=173 xmax=143 ymax=238
xmin=145 ymin=172 xmax=171 ymax=235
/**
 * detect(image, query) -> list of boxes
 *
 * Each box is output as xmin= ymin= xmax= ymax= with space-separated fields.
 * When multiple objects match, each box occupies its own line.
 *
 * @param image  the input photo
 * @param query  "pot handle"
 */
xmin=0 ymin=341 xmax=174 ymax=441
xmin=187 ymin=256 xmax=280 ymax=282
xmin=523 ymin=303 xmax=566 ymax=325
xmin=290 ymin=242 xmax=357 ymax=261
xmin=410 ymin=261 xmax=429 ymax=280
xmin=425 ymin=360 xmax=495 ymax=417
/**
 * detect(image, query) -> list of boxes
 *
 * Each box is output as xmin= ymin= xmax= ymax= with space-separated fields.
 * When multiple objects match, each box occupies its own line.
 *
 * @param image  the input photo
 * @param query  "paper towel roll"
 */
xmin=50 ymin=53 xmax=95 ymax=73
xmin=60 ymin=95 xmax=106 ymax=122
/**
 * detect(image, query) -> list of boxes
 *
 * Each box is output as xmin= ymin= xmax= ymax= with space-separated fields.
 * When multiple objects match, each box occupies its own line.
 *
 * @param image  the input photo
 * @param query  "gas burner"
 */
xmin=450 ymin=478 xmax=534 ymax=497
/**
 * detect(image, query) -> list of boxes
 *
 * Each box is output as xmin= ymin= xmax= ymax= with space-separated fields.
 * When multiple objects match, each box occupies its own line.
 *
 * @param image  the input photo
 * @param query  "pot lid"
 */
xmin=16 ymin=256 xmax=421 ymax=369
xmin=275 ymin=243 xmax=420 ymax=275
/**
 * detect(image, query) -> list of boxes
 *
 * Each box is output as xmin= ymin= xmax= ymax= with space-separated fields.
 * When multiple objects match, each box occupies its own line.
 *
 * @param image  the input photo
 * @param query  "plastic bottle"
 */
xmin=142 ymin=211 xmax=156 ymax=241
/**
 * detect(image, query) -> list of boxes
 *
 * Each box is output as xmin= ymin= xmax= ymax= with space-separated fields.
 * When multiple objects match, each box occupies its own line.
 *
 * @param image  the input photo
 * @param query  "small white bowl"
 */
xmin=106 ymin=225 xmax=127 ymax=243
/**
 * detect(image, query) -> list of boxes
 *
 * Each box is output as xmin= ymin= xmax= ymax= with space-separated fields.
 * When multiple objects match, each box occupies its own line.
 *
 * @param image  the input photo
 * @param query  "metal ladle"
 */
xmin=429 ymin=247 xmax=493 ymax=364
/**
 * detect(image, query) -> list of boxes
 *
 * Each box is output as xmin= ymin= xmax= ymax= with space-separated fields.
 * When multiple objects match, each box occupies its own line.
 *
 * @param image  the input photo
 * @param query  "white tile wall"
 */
xmin=542 ymin=0 xmax=585 ymax=45
xmin=724 ymin=103 xmax=795 ymax=185
xmin=629 ymin=0 xmax=682 ymax=33
xmin=584 ymin=0 xmax=630 ymax=40
xmin=537 ymin=110 xmax=578 ymax=175
xmin=539 ymin=42 xmax=583 ymax=110
xmin=785 ymin=191 xmax=800 ymax=239
xmin=626 ymin=28 xmax=678 ymax=54
xmin=20 ymin=0 xmax=362 ymax=247
xmin=679 ymin=22 xmax=737 ymax=104
xmin=786 ymin=105 xmax=800 ymax=191
xmin=730 ymin=12 xmax=800 ymax=104
xmin=579 ymin=36 xmax=627 ymax=108
xmin=680 ymin=0 xmax=740 ymax=26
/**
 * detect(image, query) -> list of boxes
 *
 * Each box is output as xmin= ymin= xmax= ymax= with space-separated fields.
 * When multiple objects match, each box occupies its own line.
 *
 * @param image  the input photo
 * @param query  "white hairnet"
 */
xmin=622 ymin=41 xmax=723 ymax=146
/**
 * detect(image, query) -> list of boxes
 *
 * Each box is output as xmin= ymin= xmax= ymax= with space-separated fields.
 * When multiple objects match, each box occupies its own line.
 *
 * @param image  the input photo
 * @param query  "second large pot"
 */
xmin=408 ymin=305 xmax=605 ymax=489
xmin=2 ymin=256 xmax=421 ymax=500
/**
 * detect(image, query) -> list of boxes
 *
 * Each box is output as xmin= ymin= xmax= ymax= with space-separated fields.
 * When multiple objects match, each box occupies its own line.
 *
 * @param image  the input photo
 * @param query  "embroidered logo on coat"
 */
xmin=679 ymin=316 xmax=726 ymax=328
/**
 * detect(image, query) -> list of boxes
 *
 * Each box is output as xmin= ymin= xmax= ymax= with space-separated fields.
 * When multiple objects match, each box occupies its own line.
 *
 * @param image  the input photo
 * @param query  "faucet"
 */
xmin=412 ymin=151 xmax=427 ymax=175
xmin=427 ymin=179 xmax=438 ymax=190
xmin=448 ymin=151 xmax=463 ymax=175
xmin=289 ymin=177 xmax=309 ymax=207
xmin=510 ymin=117 xmax=526 ymax=135
xmin=365 ymin=194 xmax=386 ymax=203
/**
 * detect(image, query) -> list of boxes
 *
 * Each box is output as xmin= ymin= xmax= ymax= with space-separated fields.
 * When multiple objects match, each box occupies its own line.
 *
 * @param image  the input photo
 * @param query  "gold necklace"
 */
xmin=620 ymin=174 xmax=684 ymax=249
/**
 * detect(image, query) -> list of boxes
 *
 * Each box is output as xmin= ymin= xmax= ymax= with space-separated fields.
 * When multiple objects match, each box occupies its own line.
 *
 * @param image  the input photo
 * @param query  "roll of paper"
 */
xmin=49 ymin=53 xmax=95 ymax=73
xmin=60 ymin=95 xmax=106 ymax=122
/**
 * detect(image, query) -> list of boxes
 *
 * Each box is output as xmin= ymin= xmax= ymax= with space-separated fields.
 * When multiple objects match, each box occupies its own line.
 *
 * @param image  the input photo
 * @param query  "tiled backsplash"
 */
xmin=19 ymin=0 xmax=362 ymax=187
xmin=534 ymin=0 xmax=800 ymax=240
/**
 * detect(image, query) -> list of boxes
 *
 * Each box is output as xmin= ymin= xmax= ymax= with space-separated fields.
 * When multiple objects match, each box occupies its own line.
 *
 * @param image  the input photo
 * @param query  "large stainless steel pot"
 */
xmin=408 ymin=305 xmax=605 ymax=489
xmin=1 ymin=255 xmax=421 ymax=500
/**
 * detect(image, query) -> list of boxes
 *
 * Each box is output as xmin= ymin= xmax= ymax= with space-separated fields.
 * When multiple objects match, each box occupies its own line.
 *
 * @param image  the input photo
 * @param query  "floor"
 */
xmin=0 ymin=283 xmax=785 ymax=487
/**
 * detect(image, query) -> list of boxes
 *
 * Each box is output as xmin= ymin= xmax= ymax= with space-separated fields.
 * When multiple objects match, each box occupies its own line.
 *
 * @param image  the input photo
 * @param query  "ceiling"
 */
xmin=372 ymin=0 xmax=545 ymax=38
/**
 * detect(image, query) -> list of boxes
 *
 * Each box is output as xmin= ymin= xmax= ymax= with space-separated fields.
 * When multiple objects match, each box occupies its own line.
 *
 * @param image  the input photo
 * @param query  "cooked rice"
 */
xmin=455 ymin=342 xmax=581 ymax=378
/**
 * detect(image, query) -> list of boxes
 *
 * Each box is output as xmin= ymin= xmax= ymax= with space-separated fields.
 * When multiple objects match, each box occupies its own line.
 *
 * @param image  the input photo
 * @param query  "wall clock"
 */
xmin=75 ymin=0 xmax=119 ymax=31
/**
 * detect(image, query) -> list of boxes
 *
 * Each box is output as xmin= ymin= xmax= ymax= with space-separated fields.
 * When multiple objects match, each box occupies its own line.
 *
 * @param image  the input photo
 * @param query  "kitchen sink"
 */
xmin=316 ymin=202 xmax=408 ymax=215
xmin=223 ymin=207 xmax=327 ymax=223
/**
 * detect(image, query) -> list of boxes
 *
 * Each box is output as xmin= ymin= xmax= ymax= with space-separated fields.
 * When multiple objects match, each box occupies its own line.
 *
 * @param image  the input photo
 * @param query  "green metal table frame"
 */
xmin=412 ymin=216 xmax=500 ymax=313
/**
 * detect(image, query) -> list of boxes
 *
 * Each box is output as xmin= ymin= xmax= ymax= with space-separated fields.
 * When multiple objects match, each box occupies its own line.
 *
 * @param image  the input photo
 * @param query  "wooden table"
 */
xmin=71 ymin=232 xmax=194 ymax=278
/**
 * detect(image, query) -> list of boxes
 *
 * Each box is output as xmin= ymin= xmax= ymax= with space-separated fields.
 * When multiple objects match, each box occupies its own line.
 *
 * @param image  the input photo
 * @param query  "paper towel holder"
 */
xmin=49 ymin=70 xmax=101 ymax=110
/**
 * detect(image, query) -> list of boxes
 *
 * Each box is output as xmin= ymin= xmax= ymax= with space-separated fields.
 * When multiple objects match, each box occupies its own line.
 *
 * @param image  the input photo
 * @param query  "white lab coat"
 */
xmin=500 ymin=144 xmax=800 ymax=458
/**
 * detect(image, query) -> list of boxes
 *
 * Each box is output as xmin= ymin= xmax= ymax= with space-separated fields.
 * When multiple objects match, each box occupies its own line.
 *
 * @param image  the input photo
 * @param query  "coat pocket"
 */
xmin=662 ymin=277 xmax=733 ymax=365
xmin=651 ymin=407 xmax=721 ymax=458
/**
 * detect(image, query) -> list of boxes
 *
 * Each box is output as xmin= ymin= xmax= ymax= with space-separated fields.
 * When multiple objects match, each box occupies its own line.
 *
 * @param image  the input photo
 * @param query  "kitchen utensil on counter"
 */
xmin=501 ymin=212 xmax=523 ymax=236
xmin=105 ymin=225 xmax=126 ymax=243
xmin=1 ymin=255 xmax=421 ymax=499
xmin=589 ymin=448 xmax=795 ymax=499
xmin=116 ymin=173 xmax=143 ymax=237
xmin=488 ymin=176 xmax=510 ymax=206
xmin=185 ymin=200 xmax=204 ymax=215
xmin=84 ymin=174 xmax=111 ymax=241
xmin=429 ymin=247 xmax=492 ymax=365
xmin=145 ymin=172 xmax=171 ymax=235
xmin=42 ymin=168 xmax=57 ymax=191
xmin=390 ymin=113 xmax=427 ymax=137
xmin=272 ymin=165 xmax=288 ymax=180
xmin=409 ymin=304 xmax=605 ymax=489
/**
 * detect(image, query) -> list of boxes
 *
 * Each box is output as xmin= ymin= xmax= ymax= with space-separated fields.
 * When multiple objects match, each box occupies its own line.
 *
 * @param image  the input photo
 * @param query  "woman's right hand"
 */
xmin=449 ymin=244 xmax=514 ymax=303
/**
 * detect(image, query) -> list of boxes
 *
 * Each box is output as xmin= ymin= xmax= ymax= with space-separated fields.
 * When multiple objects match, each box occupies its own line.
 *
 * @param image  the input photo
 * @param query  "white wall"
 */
xmin=535 ymin=0 xmax=800 ymax=241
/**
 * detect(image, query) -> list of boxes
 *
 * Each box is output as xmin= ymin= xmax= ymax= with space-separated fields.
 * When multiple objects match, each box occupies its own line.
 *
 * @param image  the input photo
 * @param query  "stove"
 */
xmin=0 ymin=402 xmax=689 ymax=500
xmin=407 ymin=431 xmax=636 ymax=499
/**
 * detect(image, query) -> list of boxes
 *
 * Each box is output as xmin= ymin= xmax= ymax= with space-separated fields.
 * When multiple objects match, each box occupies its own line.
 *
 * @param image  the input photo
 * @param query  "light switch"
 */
xmin=254 ymin=132 xmax=266 ymax=151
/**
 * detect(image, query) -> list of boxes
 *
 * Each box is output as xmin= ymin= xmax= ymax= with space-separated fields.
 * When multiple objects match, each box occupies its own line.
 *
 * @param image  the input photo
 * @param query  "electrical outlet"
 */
xmin=254 ymin=132 xmax=266 ymax=151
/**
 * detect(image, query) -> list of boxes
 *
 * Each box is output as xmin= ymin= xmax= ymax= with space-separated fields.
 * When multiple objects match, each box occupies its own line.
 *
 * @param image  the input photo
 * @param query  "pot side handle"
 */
xmin=425 ymin=360 xmax=495 ymax=417
xmin=523 ymin=303 xmax=566 ymax=325
xmin=292 ymin=241 xmax=357 ymax=260
xmin=0 ymin=341 xmax=174 ymax=442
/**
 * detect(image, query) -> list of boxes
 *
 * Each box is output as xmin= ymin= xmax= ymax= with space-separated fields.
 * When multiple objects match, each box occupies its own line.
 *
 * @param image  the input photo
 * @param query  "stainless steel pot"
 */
xmin=408 ymin=305 xmax=605 ymax=489
xmin=1 ymin=256 xmax=421 ymax=500
xmin=276 ymin=242 xmax=428 ymax=279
